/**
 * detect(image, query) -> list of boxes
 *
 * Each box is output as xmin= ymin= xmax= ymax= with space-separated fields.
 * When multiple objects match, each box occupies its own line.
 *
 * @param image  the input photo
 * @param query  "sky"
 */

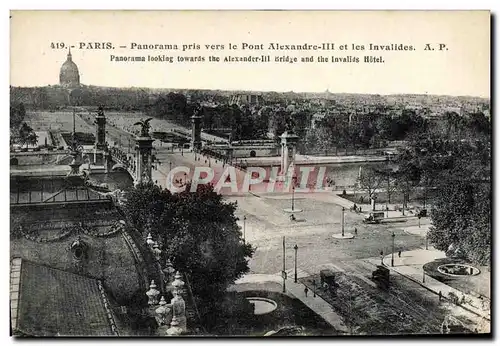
xmin=10 ymin=10 xmax=490 ymax=97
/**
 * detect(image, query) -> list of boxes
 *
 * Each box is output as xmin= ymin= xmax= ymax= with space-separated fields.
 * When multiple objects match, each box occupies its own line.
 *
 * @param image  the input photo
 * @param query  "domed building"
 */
xmin=59 ymin=48 xmax=80 ymax=88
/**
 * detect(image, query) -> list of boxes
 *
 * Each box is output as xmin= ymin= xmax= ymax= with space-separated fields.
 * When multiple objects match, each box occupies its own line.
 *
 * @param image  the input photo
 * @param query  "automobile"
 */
xmin=416 ymin=208 xmax=428 ymax=217
xmin=363 ymin=211 xmax=385 ymax=224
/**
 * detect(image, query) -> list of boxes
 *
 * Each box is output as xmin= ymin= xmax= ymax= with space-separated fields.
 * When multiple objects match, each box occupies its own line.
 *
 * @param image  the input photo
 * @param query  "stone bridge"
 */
xmin=107 ymin=147 xmax=137 ymax=180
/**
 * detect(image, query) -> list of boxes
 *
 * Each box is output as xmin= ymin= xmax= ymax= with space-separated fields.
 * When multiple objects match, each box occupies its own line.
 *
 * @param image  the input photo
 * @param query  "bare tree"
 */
xmin=358 ymin=167 xmax=384 ymax=198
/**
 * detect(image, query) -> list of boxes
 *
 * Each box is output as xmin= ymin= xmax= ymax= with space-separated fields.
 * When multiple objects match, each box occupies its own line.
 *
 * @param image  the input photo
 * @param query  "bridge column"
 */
xmin=225 ymin=147 xmax=234 ymax=163
xmin=95 ymin=106 xmax=107 ymax=151
xmin=280 ymin=131 xmax=299 ymax=177
xmin=191 ymin=110 xmax=203 ymax=151
xmin=135 ymin=136 xmax=154 ymax=185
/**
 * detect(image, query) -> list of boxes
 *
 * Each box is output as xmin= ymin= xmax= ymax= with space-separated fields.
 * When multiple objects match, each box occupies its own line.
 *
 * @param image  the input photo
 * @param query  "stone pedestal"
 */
xmin=103 ymin=150 xmax=109 ymax=174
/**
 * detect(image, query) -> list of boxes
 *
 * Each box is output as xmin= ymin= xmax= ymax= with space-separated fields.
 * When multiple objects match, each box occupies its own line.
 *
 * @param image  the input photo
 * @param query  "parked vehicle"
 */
xmin=363 ymin=211 xmax=385 ymax=224
xmin=372 ymin=265 xmax=390 ymax=289
xmin=416 ymin=208 xmax=428 ymax=217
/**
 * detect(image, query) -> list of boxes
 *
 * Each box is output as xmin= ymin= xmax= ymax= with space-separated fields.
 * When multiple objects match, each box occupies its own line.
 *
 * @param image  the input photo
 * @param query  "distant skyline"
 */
xmin=10 ymin=11 xmax=490 ymax=98
xmin=9 ymin=82 xmax=490 ymax=100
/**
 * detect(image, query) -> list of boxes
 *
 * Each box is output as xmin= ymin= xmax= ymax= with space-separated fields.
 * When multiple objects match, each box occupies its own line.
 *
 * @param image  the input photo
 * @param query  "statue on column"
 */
xmin=134 ymin=118 xmax=153 ymax=137
xmin=193 ymin=103 xmax=203 ymax=117
xmin=97 ymin=105 xmax=105 ymax=117
xmin=285 ymin=114 xmax=296 ymax=133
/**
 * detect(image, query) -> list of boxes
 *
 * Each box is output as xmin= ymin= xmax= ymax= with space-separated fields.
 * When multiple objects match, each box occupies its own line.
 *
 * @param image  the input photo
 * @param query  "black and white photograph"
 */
xmin=8 ymin=10 xmax=491 ymax=337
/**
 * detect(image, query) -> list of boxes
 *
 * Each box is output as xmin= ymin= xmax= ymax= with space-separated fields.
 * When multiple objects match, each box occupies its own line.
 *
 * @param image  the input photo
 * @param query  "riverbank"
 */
xmin=241 ymin=154 xmax=387 ymax=166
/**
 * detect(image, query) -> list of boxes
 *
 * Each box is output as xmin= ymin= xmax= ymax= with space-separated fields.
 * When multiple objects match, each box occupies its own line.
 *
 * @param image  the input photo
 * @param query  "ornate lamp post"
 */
xmin=391 ymin=232 xmax=395 ymax=267
xmin=152 ymin=241 xmax=162 ymax=262
xmin=155 ymin=296 xmax=169 ymax=325
xmin=146 ymin=280 xmax=160 ymax=305
xmin=243 ymin=216 xmax=247 ymax=244
xmin=167 ymin=316 xmax=183 ymax=336
xmin=171 ymin=271 xmax=185 ymax=296
xmin=293 ymin=244 xmax=298 ymax=283
xmin=167 ymin=271 xmax=187 ymax=335
xmin=146 ymin=233 xmax=154 ymax=249
xmin=163 ymin=258 xmax=175 ymax=285
xmin=341 ymin=207 xmax=345 ymax=237
xmin=282 ymin=236 xmax=286 ymax=293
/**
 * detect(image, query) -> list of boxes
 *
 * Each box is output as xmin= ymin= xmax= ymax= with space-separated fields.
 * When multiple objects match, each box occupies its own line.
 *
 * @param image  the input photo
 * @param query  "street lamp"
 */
xmin=312 ymin=279 xmax=316 ymax=297
xmin=425 ymin=229 xmax=429 ymax=250
xmin=282 ymin=236 xmax=286 ymax=293
xmin=243 ymin=216 xmax=247 ymax=244
xmin=291 ymin=184 xmax=295 ymax=212
xmin=341 ymin=207 xmax=345 ymax=237
xmin=391 ymin=232 xmax=395 ymax=267
xmin=293 ymin=244 xmax=298 ymax=283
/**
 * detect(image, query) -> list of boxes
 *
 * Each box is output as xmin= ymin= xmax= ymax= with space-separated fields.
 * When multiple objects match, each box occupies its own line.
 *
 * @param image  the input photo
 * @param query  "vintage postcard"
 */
xmin=9 ymin=10 xmax=491 ymax=337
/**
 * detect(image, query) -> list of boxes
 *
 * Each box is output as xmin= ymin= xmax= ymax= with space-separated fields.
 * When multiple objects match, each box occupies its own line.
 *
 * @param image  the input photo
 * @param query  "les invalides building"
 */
xmin=59 ymin=48 xmax=81 ymax=88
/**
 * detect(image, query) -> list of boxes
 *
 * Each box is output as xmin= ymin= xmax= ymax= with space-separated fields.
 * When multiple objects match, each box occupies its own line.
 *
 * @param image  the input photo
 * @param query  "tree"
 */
xmin=428 ymin=162 xmax=490 ymax=265
xmin=121 ymin=182 xmax=255 ymax=328
xmin=358 ymin=166 xmax=384 ymax=199
xmin=10 ymin=102 xmax=26 ymax=130
xmin=373 ymin=166 xmax=398 ymax=203
xmin=18 ymin=122 xmax=38 ymax=148
xmin=397 ymin=124 xmax=491 ymax=266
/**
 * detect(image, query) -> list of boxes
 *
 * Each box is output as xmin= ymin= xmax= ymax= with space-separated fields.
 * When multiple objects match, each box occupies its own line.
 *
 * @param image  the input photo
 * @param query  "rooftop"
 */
xmin=11 ymin=258 xmax=119 ymax=336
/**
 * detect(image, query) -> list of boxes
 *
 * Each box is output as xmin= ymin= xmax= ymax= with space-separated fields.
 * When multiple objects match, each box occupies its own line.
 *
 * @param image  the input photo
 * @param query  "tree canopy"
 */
xmin=121 ymin=182 xmax=255 ymax=327
xmin=393 ymin=118 xmax=491 ymax=266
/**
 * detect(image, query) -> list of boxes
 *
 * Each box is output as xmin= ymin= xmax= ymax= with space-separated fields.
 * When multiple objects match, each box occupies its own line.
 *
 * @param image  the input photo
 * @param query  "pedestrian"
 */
xmin=304 ymin=286 xmax=309 ymax=297
xmin=354 ymin=227 xmax=358 ymax=236
xmin=359 ymin=206 xmax=362 ymax=213
xmin=438 ymin=291 xmax=442 ymax=301
xmin=398 ymin=250 xmax=401 ymax=258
